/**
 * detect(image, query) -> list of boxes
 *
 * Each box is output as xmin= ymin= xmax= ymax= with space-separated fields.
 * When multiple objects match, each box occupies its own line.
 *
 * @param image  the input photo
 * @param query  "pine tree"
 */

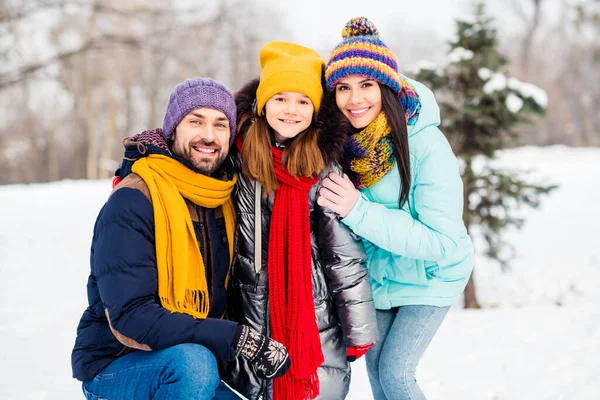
xmin=414 ymin=2 xmax=557 ymax=308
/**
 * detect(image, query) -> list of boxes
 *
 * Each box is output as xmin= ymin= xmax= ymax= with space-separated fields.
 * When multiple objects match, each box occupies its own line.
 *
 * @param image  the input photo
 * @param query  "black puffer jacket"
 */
xmin=222 ymin=79 xmax=378 ymax=400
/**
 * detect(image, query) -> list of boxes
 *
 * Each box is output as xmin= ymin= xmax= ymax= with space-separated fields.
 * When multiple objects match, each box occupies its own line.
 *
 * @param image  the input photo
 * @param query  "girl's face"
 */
xmin=334 ymin=75 xmax=382 ymax=129
xmin=265 ymin=92 xmax=314 ymax=143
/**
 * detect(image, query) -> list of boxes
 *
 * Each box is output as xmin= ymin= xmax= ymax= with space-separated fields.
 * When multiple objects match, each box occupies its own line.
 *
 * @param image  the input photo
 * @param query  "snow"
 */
xmin=508 ymin=78 xmax=549 ymax=109
xmin=447 ymin=46 xmax=474 ymax=63
xmin=482 ymin=72 xmax=548 ymax=109
xmin=483 ymin=72 xmax=508 ymax=94
xmin=405 ymin=59 xmax=440 ymax=76
xmin=505 ymin=93 xmax=524 ymax=113
xmin=1 ymin=146 xmax=599 ymax=400
xmin=478 ymin=67 xmax=493 ymax=81
xmin=414 ymin=60 xmax=438 ymax=71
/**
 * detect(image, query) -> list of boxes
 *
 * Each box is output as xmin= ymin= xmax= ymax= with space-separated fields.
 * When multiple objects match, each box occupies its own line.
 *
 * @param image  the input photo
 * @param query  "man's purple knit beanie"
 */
xmin=162 ymin=77 xmax=237 ymax=145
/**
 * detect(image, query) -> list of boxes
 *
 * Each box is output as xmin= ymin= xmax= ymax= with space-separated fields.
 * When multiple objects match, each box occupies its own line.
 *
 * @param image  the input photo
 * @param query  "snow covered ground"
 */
xmin=1 ymin=146 xmax=598 ymax=400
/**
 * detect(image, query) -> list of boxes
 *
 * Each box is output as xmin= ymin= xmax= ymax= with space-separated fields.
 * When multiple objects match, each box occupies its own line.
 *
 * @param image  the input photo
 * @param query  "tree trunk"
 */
xmin=99 ymin=93 xmax=119 ymax=179
xmin=148 ymin=86 xmax=159 ymax=130
xmin=84 ymin=73 xmax=98 ymax=179
xmin=581 ymin=97 xmax=599 ymax=146
xmin=47 ymin=111 xmax=61 ymax=182
xmin=462 ymin=159 xmax=481 ymax=309
xmin=463 ymin=274 xmax=481 ymax=309
xmin=520 ymin=0 xmax=543 ymax=76
xmin=83 ymin=8 xmax=98 ymax=179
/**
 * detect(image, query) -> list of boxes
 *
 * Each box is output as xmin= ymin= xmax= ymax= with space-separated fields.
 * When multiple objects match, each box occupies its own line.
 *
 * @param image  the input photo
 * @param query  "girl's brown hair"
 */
xmin=238 ymin=111 xmax=324 ymax=194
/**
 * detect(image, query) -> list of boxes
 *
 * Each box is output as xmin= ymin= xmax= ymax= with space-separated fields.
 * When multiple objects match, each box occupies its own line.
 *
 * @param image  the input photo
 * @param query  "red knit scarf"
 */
xmin=268 ymin=146 xmax=323 ymax=400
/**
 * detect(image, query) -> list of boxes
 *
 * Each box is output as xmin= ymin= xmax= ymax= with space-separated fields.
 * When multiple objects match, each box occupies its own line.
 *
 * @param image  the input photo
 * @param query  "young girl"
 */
xmin=318 ymin=18 xmax=474 ymax=400
xmin=221 ymin=41 xmax=378 ymax=400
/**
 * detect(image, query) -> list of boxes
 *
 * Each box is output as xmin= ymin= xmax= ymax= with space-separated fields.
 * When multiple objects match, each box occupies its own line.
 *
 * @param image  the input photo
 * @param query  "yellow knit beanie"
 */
xmin=256 ymin=41 xmax=325 ymax=116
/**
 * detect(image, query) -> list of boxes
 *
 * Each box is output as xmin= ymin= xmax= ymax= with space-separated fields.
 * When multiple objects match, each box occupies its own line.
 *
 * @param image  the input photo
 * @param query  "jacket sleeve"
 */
xmin=92 ymin=188 xmax=237 ymax=361
xmin=342 ymin=129 xmax=464 ymax=262
xmin=316 ymin=167 xmax=379 ymax=347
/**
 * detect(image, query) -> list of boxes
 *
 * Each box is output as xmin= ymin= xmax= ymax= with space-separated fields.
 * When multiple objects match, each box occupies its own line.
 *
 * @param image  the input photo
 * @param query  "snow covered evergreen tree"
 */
xmin=414 ymin=2 xmax=557 ymax=308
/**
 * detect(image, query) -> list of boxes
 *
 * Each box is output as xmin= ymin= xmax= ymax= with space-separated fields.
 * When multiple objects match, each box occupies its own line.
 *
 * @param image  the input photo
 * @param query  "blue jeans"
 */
xmin=82 ymin=343 xmax=240 ymax=399
xmin=365 ymin=305 xmax=450 ymax=400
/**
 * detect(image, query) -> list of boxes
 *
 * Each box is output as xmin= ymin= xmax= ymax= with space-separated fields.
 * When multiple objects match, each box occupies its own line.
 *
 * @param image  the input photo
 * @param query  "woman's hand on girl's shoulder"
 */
xmin=317 ymin=173 xmax=359 ymax=218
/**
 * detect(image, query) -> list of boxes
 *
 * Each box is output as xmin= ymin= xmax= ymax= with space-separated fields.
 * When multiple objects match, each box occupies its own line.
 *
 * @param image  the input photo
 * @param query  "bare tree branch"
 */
xmin=0 ymin=34 xmax=139 ymax=89
xmin=0 ymin=0 xmax=207 ymax=23
xmin=0 ymin=0 xmax=87 ymax=23
xmin=519 ymin=0 xmax=544 ymax=75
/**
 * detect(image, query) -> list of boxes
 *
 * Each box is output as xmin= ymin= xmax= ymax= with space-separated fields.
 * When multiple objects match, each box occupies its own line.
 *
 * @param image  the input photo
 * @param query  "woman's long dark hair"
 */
xmin=379 ymin=83 xmax=411 ymax=208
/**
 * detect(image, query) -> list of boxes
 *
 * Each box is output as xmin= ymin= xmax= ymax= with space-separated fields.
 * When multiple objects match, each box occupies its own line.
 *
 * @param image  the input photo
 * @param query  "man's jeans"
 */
xmin=82 ymin=343 xmax=240 ymax=399
xmin=365 ymin=305 xmax=450 ymax=400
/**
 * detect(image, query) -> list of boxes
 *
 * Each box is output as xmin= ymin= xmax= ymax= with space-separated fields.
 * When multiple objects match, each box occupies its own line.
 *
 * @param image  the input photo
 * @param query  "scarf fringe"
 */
xmin=274 ymin=369 xmax=321 ymax=400
xmin=160 ymin=289 xmax=211 ymax=316
xmin=275 ymin=327 xmax=323 ymax=400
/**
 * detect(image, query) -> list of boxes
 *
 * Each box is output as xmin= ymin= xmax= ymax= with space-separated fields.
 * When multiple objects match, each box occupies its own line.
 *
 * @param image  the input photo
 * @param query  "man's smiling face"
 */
xmin=171 ymin=108 xmax=231 ymax=175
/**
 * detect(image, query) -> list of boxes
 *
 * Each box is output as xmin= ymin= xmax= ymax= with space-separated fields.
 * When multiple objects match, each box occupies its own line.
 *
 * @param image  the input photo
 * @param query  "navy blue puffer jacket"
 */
xmin=71 ymin=130 xmax=238 ymax=382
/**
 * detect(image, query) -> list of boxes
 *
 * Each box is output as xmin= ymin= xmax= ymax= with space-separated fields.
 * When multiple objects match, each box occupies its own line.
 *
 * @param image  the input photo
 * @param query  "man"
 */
xmin=72 ymin=78 xmax=290 ymax=400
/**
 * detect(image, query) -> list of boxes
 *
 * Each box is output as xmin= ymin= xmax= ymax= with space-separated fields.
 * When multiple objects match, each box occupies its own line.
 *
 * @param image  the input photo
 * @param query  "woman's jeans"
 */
xmin=365 ymin=305 xmax=450 ymax=400
xmin=82 ymin=343 xmax=240 ymax=399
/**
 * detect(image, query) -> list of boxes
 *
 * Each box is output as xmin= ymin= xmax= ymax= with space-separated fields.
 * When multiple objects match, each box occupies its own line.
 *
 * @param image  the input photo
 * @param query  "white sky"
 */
xmin=261 ymin=0 xmax=472 ymax=56
xmin=251 ymin=0 xmax=572 ymax=70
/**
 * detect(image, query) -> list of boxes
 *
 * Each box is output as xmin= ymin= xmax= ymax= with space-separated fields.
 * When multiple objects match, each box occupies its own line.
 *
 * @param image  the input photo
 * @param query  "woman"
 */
xmin=221 ymin=41 xmax=378 ymax=400
xmin=317 ymin=18 xmax=474 ymax=400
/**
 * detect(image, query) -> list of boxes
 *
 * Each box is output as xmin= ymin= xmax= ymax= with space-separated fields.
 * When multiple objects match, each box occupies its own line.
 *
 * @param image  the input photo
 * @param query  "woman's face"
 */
xmin=334 ymin=75 xmax=382 ymax=129
xmin=265 ymin=92 xmax=314 ymax=143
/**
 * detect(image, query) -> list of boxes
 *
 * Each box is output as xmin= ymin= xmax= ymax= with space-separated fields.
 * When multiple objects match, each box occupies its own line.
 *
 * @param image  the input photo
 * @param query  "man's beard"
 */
xmin=173 ymin=140 xmax=226 ymax=176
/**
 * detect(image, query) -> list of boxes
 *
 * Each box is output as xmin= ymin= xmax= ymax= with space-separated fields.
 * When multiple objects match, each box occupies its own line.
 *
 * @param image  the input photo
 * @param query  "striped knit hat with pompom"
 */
xmin=325 ymin=17 xmax=421 ymax=125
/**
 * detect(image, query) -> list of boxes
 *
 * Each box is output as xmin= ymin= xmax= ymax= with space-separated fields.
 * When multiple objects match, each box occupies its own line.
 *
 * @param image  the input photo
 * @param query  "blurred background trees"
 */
xmin=503 ymin=0 xmax=600 ymax=147
xmin=415 ymin=2 xmax=558 ymax=307
xmin=0 ymin=0 xmax=286 ymax=183
xmin=1 ymin=0 xmax=598 ymax=185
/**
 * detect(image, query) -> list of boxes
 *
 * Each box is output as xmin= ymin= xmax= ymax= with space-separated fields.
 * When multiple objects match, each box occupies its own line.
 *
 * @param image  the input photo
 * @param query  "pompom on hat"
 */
xmin=325 ymin=17 xmax=421 ymax=125
xmin=256 ymin=41 xmax=325 ymax=116
xmin=162 ymin=77 xmax=237 ymax=145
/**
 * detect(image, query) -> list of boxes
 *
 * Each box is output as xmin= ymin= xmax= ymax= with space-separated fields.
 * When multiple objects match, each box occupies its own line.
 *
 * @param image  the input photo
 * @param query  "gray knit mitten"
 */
xmin=232 ymin=325 xmax=291 ymax=379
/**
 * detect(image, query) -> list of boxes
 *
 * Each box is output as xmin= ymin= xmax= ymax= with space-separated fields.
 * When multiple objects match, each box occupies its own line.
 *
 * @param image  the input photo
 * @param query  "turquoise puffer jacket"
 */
xmin=342 ymin=77 xmax=473 ymax=308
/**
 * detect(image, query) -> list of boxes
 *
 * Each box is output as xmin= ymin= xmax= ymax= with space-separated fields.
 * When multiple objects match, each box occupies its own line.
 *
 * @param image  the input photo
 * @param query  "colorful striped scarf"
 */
xmin=345 ymin=112 xmax=395 ymax=189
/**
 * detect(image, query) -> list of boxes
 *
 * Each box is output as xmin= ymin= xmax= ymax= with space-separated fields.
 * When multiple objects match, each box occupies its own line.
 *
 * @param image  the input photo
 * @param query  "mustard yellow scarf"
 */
xmin=131 ymin=154 xmax=237 ymax=319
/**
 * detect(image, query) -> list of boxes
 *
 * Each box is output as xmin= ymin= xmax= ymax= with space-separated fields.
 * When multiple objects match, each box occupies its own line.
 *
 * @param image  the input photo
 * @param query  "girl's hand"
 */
xmin=347 ymin=342 xmax=375 ymax=362
xmin=317 ymin=173 xmax=359 ymax=218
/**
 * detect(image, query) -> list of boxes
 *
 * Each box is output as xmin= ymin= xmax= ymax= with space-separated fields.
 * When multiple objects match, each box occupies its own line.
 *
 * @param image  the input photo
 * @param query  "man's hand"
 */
xmin=317 ymin=173 xmax=360 ymax=218
xmin=232 ymin=325 xmax=291 ymax=380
